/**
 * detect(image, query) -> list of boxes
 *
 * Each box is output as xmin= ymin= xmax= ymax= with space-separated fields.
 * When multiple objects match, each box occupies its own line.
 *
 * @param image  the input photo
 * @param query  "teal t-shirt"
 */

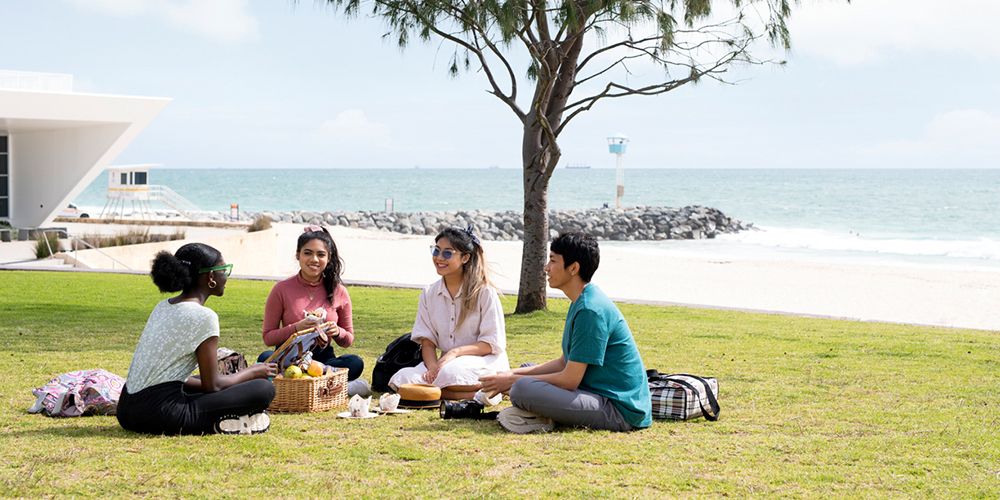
xmin=562 ymin=284 xmax=652 ymax=429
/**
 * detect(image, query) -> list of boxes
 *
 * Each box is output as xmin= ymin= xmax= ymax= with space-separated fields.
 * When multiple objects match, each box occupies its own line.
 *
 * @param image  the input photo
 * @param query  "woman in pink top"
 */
xmin=388 ymin=226 xmax=509 ymax=403
xmin=257 ymin=225 xmax=369 ymax=396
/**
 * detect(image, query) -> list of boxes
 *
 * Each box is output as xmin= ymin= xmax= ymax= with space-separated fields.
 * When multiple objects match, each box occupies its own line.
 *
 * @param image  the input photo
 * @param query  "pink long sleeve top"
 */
xmin=262 ymin=274 xmax=355 ymax=348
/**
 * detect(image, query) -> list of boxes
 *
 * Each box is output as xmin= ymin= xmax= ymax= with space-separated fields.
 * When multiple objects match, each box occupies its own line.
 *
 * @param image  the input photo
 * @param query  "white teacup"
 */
xmin=379 ymin=393 xmax=400 ymax=412
xmin=349 ymin=394 xmax=371 ymax=417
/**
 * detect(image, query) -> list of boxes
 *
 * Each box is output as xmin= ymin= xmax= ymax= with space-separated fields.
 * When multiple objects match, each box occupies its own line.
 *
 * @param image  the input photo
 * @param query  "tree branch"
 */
xmin=385 ymin=0 xmax=526 ymax=121
xmin=576 ymin=35 xmax=662 ymax=75
xmin=449 ymin=1 xmax=521 ymax=111
xmin=575 ymin=52 xmax=649 ymax=87
xmin=556 ymin=42 xmax=751 ymax=135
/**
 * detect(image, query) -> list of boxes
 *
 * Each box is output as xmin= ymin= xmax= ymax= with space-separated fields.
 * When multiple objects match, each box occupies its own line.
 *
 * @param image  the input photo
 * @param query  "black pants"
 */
xmin=117 ymin=379 xmax=275 ymax=435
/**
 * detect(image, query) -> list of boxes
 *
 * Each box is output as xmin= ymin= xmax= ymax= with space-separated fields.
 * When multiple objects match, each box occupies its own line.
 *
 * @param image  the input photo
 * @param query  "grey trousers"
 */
xmin=509 ymin=377 xmax=633 ymax=432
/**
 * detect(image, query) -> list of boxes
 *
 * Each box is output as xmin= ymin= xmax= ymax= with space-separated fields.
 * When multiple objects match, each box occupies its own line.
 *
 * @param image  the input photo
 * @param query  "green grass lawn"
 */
xmin=1 ymin=270 xmax=998 ymax=497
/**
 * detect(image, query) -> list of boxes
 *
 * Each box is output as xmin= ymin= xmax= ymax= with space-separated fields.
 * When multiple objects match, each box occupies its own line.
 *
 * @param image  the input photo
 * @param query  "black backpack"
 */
xmin=371 ymin=333 xmax=423 ymax=393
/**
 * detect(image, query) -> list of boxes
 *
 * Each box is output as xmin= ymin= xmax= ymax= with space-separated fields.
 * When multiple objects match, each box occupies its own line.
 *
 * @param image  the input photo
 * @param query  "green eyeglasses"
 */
xmin=198 ymin=263 xmax=233 ymax=277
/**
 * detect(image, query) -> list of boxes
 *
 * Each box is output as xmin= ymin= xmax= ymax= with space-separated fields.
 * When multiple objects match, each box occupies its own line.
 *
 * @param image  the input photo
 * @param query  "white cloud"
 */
xmin=866 ymin=109 xmax=1000 ymax=166
xmin=790 ymin=0 xmax=1000 ymax=65
xmin=73 ymin=0 xmax=146 ymax=16
xmin=66 ymin=0 xmax=259 ymax=43
xmin=315 ymin=109 xmax=392 ymax=148
xmin=924 ymin=109 xmax=1000 ymax=148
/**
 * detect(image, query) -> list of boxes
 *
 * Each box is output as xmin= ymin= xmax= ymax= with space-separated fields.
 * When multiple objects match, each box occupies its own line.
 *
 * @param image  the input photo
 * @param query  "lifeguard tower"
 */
xmin=607 ymin=134 xmax=629 ymax=209
xmin=100 ymin=164 xmax=199 ymax=219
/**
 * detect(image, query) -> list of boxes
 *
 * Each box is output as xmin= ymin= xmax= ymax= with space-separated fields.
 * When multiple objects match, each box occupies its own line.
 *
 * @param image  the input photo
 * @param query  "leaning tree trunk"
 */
xmin=514 ymin=32 xmax=577 ymax=314
xmin=515 ymin=125 xmax=558 ymax=314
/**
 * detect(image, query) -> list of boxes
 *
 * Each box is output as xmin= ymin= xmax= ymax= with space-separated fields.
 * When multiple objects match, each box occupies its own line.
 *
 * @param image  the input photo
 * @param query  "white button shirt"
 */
xmin=411 ymin=279 xmax=506 ymax=355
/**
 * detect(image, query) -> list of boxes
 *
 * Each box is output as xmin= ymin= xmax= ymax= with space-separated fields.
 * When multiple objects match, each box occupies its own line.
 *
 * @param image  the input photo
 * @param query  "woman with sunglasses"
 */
xmin=258 ymin=225 xmax=369 ymax=397
xmin=117 ymin=243 xmax=278 ymax=435
xmin=388 ymin=226 xmax=509 ymax=403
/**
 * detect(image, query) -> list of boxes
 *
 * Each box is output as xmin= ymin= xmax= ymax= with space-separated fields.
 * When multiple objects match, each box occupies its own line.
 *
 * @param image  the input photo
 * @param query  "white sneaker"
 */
xmin=217 ymin=412 xmax=270 ymax=435
xmin=497 ymin=406 xmax=554 ymax=434
xmin=474 ymin=390 xmax=503 ymax=407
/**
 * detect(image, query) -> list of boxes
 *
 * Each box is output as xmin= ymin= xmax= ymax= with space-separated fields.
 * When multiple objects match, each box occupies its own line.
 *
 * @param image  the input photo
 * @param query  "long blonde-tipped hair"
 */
xmin=436 ymin=226 xmax=492 ymax=327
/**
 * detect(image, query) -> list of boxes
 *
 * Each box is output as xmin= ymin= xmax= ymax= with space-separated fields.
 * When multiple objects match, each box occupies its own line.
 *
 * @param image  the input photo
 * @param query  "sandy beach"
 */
xmin=3 ymin=221 xmax=997 ymax=332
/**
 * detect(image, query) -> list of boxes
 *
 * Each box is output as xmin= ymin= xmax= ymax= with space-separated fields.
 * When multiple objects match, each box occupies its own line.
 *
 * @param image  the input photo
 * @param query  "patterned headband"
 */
xmin=303 ymin=224 xmax=323 ymax=233
xmin=464 ymin=224 xmax=481 ymax=247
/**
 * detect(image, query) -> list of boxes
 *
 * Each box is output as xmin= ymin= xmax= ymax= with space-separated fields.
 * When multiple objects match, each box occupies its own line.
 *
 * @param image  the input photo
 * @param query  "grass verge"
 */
xmin=0 ymin=271 xmax=997 ymax=497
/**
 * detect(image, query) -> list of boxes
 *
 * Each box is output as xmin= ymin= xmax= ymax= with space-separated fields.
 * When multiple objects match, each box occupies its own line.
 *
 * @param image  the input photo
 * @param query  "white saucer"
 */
xmin=336 ymin=411 xmax=380 ymax=419
xmin=377 ymin=408 xmax=413 ymax=415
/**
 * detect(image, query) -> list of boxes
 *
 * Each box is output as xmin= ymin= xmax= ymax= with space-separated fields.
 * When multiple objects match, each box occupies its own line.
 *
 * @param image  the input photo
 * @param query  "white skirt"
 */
xmin=388 ymin=352 xmax=510 ymax=390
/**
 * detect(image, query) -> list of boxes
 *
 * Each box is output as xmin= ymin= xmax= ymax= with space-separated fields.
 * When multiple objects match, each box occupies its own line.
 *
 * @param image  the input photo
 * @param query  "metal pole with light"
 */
xmin=607 ymin=134 xmax=629 ymax=209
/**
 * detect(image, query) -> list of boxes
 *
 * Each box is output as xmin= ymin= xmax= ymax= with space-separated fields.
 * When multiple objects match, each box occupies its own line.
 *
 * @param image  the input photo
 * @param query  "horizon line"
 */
xmin=132 ymin=166 xmax=1000 ymax=171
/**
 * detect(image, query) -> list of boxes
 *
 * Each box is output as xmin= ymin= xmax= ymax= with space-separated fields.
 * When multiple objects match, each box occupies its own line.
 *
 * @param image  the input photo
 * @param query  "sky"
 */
xmin=3 ymin=0 xmax=999 ymax=169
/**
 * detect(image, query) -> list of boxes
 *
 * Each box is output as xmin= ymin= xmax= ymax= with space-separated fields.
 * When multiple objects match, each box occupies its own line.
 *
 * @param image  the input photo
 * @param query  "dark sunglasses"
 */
xmin=430 ymin=246 xmax=458 ymax=260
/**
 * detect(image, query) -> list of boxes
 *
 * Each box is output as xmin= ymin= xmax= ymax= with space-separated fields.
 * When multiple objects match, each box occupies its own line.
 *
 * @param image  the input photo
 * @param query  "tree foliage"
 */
xmin=320 ymin=0 xmax=805 ymax=312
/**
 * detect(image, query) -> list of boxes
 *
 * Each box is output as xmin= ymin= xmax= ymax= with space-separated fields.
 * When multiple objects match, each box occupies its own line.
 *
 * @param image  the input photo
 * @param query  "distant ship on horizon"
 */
xmin=565 ymin=163 xmax=591 ymax=169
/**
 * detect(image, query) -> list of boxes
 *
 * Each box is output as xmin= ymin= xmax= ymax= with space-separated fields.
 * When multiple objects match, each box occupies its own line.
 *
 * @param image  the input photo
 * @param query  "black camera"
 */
xmin=439 ymin=399 xmax=498 ymax=420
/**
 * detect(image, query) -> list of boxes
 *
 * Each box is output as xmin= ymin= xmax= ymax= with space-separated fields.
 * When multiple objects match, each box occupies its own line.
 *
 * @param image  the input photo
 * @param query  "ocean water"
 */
xmin=72 ymin=168 xmax=1000 ymax=268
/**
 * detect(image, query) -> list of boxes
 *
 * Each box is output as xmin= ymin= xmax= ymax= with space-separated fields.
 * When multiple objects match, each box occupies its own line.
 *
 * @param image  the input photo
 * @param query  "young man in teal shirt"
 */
xmin=480 ymin=232 xmax=652 ymax=433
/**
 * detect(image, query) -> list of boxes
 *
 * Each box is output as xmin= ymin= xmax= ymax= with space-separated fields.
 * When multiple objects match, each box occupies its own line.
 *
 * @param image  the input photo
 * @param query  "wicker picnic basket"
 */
xmin=269 ymin=367 xmax=348 ymax=413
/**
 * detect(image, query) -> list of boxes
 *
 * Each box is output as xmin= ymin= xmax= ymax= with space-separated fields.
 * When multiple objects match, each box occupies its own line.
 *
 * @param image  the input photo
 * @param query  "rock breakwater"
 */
xmin=240 ymin=206 xmax=751 ymax=241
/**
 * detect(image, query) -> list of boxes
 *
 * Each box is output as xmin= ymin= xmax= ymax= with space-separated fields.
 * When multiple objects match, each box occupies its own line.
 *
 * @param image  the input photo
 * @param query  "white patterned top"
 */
xmin=411 ymin=280 xmax=507 ymax=355
xmin=125 ymin=300 xmax=220 ymax=393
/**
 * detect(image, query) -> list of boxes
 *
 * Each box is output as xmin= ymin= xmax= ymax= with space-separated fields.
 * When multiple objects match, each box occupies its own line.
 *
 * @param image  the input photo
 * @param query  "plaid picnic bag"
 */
xmin=647 ymin=370 xmax=720 ymax=421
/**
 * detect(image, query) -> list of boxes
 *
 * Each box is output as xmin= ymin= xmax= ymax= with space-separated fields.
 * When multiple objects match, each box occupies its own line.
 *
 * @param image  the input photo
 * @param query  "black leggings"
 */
xmin=117 ymin=379 xmax=275 ymax=435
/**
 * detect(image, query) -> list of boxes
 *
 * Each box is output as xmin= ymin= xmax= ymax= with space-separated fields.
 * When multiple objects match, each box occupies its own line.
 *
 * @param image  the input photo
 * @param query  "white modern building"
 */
xmin=0 ymin=70 xmax=169 ymax=229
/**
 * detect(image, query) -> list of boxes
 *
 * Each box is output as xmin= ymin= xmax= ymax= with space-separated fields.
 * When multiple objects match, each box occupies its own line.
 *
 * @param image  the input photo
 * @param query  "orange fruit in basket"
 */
xmin=307 ymin=360 xmax=324 ymax=377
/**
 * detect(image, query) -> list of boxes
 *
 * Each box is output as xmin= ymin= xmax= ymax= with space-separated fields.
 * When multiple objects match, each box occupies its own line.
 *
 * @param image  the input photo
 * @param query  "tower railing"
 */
xmin=100 ymin=184 xmax=201 ymax=220
xmin=148 ymin=185 xmax=200 ymax=218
